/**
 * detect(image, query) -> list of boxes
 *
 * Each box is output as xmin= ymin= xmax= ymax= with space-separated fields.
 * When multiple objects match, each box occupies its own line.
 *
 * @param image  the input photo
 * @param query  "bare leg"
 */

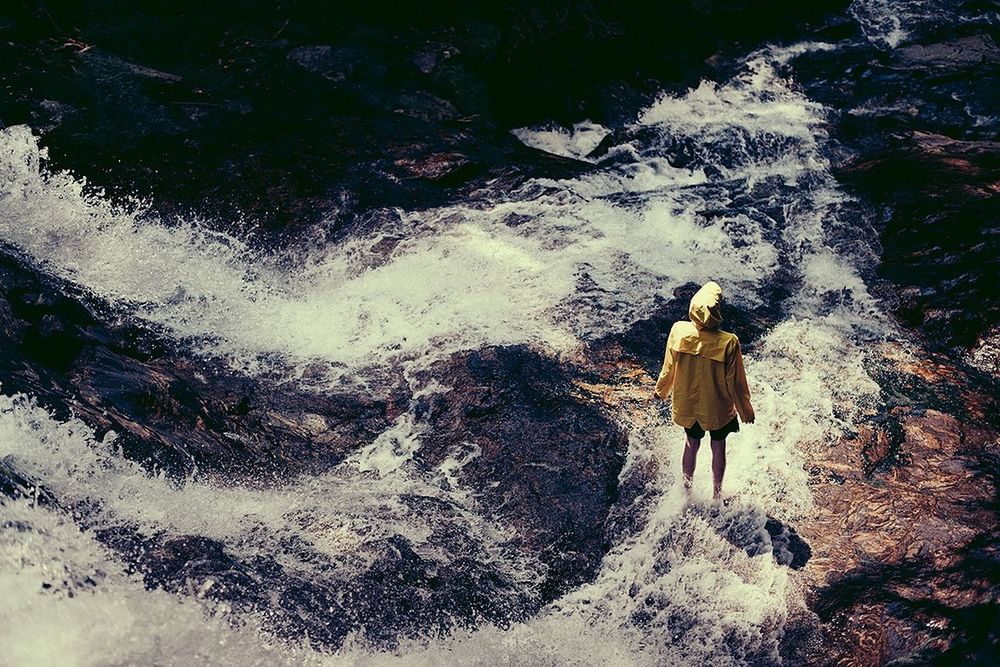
xmin=710 ymin=438 xmax=727 ymax=499
xmin=682 ymin=436 xmax=700 ymax=490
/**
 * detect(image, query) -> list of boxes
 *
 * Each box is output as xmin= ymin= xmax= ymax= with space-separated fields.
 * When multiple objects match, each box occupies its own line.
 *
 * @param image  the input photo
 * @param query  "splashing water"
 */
xmin=850 ymin=0 xmax=913 ymax=48
xmin=849 ymin=0 xmax=993 ymax=49
xmin=0 ymin=42 xmax=888 ymax=665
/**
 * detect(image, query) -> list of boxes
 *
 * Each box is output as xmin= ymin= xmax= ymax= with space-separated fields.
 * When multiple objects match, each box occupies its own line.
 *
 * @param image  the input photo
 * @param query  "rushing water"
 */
xmin=0 ymin=30 xmax=899 ymax=667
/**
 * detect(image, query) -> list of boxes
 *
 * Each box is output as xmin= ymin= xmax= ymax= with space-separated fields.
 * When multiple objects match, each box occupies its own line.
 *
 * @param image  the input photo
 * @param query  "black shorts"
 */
xmin=684 ymin=416 xmax=739 ymax=441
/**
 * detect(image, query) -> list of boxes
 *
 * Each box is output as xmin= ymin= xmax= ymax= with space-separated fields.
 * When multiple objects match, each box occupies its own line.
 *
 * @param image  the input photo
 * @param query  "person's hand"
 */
xmin=744 ymin=406 xmax=756 ymax=424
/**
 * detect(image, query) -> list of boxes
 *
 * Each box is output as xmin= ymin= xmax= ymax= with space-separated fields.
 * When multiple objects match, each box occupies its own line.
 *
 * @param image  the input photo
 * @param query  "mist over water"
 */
xmin=0 ymin=38 xmax=890 ymax=666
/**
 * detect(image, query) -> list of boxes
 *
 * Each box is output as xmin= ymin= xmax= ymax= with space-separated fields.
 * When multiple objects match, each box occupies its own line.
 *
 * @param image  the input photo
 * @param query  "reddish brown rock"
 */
xmin=800 ymin=347 xmax=1000 ymax=665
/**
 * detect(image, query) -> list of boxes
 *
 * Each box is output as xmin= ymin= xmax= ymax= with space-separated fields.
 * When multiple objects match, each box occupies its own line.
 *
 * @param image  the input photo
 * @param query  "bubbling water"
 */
xmin=0 ymin=41 xmax=887 ymax=665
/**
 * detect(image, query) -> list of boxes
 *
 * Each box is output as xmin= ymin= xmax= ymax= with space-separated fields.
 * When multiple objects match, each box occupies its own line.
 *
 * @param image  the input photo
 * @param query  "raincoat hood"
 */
xmin=689 ymin=281 xmax=723 ymax=330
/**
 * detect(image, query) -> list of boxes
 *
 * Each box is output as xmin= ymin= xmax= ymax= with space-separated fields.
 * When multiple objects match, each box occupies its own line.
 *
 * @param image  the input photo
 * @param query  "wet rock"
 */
xmin=892 ymin=34 xmax=1000 ymax=70
xmin=93 ymin=525 xmax=531 ymax=649
xmin=858 ymin=421 xmax=907 ymax=476
xmin=412 ymin=44 xmax=460 ymax=75
xmin=30 ymin=99 xmax=76 ymax=133
xmin=588 ymin=282 xmax=776 ymax=380
xmin=708 ymin=505 xmax=813 ymax=570
xmin=839 ymin=131 xmax=1000 ymax=348
xmin=0 ymin=0 xmax=852 ymax=234
xmin=393 ymin=91 xmax=459 ymax=122
xmin=287 ymin=45 xmax=364 ymax=83
xmin=414 ymin=345 xmax=629 ymax=599
xmin=0 ymin=251 xmax=402 ymax=483
xmin=339 ymin=534 xmax=532 ymax=646
xmin=393 ymin=151 xmax=473 ymax=181
xmin=800 ymin=345 xmax=1000 ymax=665
xmin=790 ymin=23 xmax=1000 ymax=350
xmin=0 ymin=458 xmax=58 ymax=507
xmin=763 ymin=517 xmax=812 ymax=569
xmin=0 ymin=250 xmax=628 ymax=645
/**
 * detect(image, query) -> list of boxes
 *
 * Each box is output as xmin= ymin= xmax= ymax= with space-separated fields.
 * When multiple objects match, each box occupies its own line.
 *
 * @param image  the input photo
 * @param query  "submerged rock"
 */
xmin=0 ymin=458 xmax=58 ymax=508
xmin=415 ymin=345 xmax=629 ymax=599
xmin=90 ymin=526 xmax=532 ymax=649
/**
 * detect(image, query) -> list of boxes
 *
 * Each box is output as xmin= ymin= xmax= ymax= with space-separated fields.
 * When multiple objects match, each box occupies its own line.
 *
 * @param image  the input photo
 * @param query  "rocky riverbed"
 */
xmin=1 ymin=1 xmax=998 ymax=665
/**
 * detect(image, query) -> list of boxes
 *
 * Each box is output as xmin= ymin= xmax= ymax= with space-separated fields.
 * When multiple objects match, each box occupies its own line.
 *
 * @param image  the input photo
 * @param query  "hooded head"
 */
xmin=688 ymin=281 xmax=723 ymax=330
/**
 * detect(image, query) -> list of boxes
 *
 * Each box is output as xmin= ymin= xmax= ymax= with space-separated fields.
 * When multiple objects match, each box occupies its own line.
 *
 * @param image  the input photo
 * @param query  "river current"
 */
xmin=0 ymin=11 xmax=922 ymax=666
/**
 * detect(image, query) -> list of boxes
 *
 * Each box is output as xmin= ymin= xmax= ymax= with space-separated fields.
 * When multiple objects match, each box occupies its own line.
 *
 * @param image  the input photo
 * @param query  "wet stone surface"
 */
xmin=790 ymin=24 xmax=1000 ymax=350
xmin=0 ymin=0 xmax=848 ymax=234
xmin=0 ymin=251 xmax=403 ymax=483
xmin=414 ymin=345 xmax=629 ymax=601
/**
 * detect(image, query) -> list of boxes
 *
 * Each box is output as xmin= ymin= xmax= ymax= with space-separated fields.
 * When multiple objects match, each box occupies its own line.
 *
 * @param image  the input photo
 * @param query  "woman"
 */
xmin=654 ymin=281 xmax=755 ymax=499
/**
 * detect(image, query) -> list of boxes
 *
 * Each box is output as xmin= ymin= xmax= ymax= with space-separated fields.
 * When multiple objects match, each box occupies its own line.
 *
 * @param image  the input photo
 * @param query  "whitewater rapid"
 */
xmin=1 ymin=38 xmax=892 ymax=666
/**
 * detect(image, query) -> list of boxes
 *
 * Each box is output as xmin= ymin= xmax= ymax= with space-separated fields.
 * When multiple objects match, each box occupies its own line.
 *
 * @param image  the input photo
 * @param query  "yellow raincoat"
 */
xmin=654 ymin=281 xmax=753 ymax=430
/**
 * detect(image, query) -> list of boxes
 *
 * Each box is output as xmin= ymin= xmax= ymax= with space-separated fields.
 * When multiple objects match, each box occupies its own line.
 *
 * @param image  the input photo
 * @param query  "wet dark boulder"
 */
xmin=91 ymin=525 xmax=533 ymax=649
xmin=788 ymin=24 xmax=1000 ymax=351
xmin=0 ymin=252 xmax=628 ymax=643
xmin=891 ymin=33 xmax=1000 ymax=70
xmin=338 ymin=534 xmax=533 ymax=646
xmin=0 ymin=458 xmax=58 ymax=508
xmin=412 ymin=345 xmax=629 ymax=600
xmin=838 ymin=132 xmax=1000 ymax=348
xmin=0 ymin=250 xmax=405 ymax=482
xmin=287 ymin=44 xmax=367 ymax=84
xmin=800 ymin=342 xmax=1000 ymax=666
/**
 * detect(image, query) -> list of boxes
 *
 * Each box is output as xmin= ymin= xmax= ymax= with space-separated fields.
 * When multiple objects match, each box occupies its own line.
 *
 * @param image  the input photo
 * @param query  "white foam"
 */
xmin=512 ymin=121 xmax=612 ymax=161
xmin=0 ymin=498 xmax=325 ymax=667
xmin=352 ymin=412 xmax=425 ymax=477
xmin=0 ymin=393 xmax=521 ymax=579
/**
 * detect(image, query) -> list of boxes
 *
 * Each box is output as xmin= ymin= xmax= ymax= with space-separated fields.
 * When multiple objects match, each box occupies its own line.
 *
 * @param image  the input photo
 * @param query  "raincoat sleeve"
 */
xmin=654 ymin=326 xmax=678 ymax=400
xmin=726 ymin=337 xmax=754 ymax=422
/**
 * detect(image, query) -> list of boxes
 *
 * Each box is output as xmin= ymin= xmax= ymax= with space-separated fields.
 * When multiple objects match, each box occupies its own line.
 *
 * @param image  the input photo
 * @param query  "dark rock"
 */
xmin=414 ymin=345 xmax=628 ymax=600
xmin=0 ymin=249 xmax=629 ymax=646
xmin=0 ymin=458 xmax=58 ymax=507
xmin=892 ymin=34 xmax=1000 ymax=70
xmin=763 ymin=517 xmax=812 ymax=569
xmin=0 ymin=0 xmax=852 ymax=234
xmin=30 ymin=99 xmax=77 ymax=133
xmin=709 ymin=506 xmax=813 ymax=570
xmin=838 ymin=131 xmax=1000 ymax=348
xmin=339 ymin=534 xmax=532 ymax=646
xmin=588 ymin=282 xmax=777 ymax=379
xmin=786 ymin=16 xmax=1000 ymax=352
xmin=91 ymin=523 xmax=532 ymax=649
xmin=412 ymin=44 xmax=460 ymax=75
xmin=287 ymin=45 xmax=364 ymax=83
xmin=392 ymin=91 xmax=459 ymax=122
xmin=393 ymin=151 xmax=473 ymax=181
xmin=0 ymin=250 xmax=402 ymax=482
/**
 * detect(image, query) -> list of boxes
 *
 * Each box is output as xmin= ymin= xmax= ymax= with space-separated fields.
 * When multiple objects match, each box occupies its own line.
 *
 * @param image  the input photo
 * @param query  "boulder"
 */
xmin=414 ymin=345 xmax=629 ymax=599
xmin=0 ymin=251 xmax=403 ymax=482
